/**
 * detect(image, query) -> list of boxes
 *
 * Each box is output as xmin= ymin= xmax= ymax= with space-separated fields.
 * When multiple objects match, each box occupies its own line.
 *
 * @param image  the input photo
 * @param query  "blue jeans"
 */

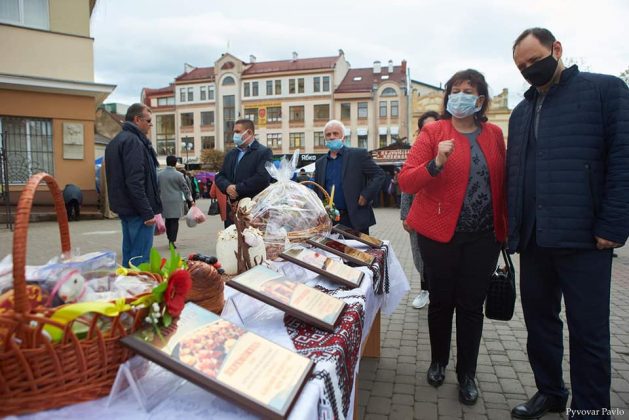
xmin=120 ymin=215 xmax=154 ymax=267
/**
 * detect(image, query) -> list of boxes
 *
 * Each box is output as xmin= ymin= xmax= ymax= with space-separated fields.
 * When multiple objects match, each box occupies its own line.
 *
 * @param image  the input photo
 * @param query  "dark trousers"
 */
xmin=165 ymin=218 xmax=179 ymax=243
xmin=65 ymin=199 xmax=80 ymax=221
xmin=418 ymin=231 xmax=500 ymax=380
xmin=336 ymin=211 xmax=369 ymax=235
xmin=520 ymin=240 xmax=612 ymax=419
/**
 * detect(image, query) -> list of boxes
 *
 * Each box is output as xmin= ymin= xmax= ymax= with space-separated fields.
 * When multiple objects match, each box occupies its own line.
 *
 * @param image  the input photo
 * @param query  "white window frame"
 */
xmin=0 ymin=0 xmax=49 ymax=30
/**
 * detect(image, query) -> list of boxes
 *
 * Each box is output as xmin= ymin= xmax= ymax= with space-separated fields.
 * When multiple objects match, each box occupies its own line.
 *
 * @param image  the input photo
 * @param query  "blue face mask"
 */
xmin=447 ymin=92 xmax=482 ymax=119
xmin=325 ymin=139 xmax=344 ymax=151
xmin=232 ymin=130 xmax=248 ymax=147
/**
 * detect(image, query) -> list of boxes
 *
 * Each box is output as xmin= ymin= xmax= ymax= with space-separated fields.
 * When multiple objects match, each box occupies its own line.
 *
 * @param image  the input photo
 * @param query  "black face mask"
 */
xmin=521 ymin=52 xmax=558 ymax=87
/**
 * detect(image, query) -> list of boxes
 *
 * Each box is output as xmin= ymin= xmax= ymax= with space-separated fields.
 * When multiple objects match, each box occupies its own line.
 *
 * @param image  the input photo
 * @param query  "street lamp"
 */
xmin=184 ymin=141 xmax=193 ymax=169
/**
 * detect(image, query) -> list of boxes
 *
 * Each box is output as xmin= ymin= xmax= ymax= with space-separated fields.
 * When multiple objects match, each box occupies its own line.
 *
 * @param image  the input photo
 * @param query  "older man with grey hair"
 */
xmin=314 ymin=119 xmax=385 ymax=234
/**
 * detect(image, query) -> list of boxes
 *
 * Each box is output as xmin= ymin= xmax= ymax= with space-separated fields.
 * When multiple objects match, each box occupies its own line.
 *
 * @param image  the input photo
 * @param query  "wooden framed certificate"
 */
xmin=307 ymin=235 xmax=375 ymax=266
xmin=121 ymin=303 xmax=314 ymax=419
xmin=228 ymin=265 xmax=345 ymax=331
xmin=279 ymin=245 xmax=364 ymax=288
xmin=332 ymin=224 xmax=384 ymax=248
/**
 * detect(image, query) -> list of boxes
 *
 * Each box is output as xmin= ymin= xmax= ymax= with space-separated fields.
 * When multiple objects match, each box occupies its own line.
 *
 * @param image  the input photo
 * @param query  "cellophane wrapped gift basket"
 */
xmin=248 ymin=152 xmax=332 ymax=259
xmin=0 ymin=173 xmax=192 ymax=416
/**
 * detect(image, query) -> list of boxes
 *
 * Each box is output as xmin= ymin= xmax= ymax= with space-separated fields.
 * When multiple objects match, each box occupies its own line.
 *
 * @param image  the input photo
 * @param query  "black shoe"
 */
xmin=169 ymin=242 xmax=177 ymax=249
xmin=511 ymin=392 xmax=567 ymax=419
xmin=427 ymin=362 xmax=445 ymax=387
xmin=458 ymin=375 xmax=478 ymax=405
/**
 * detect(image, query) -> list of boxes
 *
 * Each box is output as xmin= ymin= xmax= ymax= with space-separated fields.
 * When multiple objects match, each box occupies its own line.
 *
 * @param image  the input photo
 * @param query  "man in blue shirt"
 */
xmin=314 ymin=120 xmax=385 ymax=234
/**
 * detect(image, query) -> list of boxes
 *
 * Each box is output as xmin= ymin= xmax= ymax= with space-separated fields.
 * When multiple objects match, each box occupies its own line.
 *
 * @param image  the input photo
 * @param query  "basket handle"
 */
xmin=13 ymin=172 xmax=71 ymax=313
xmin=299 ymin=181 xmax=331 ymax=202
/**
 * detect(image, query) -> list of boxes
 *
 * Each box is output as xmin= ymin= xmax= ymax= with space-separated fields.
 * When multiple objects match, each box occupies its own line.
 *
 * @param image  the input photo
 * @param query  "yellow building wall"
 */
xmin=0 ymin=25 xmax=94 ymax=82
xmin=49 ymin=0 xmax=91 ymax=37
xmin=0 ymin=89 xmax=97 ymax=204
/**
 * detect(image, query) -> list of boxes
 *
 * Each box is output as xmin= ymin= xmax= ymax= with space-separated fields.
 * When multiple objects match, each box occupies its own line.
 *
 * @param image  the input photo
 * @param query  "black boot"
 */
xmin=426 ymin=362 xmax=446 ymax=387
xmin=511 ymin=392 xmax=567 ymax=419
xmin=458 ymin=375 xmax=478 ymax=405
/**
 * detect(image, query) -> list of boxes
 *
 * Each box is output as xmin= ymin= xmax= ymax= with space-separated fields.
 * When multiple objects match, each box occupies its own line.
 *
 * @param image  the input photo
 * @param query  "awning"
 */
xmin=357 ymin=127 xmax=368 ymax=136
xmin=378 ymin=127 xmax=388 ymax=135
xmin=390 ymin=126 xmax=399 ymax=135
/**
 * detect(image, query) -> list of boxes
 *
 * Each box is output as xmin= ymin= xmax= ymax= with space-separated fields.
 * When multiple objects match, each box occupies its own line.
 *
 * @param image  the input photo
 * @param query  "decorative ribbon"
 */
xmin=44 ymin=297 xmax=146 ymax=342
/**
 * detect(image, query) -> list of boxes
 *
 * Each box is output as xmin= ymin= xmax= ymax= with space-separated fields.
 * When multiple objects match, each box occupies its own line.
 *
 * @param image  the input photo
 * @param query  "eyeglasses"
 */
xmin=142 ymin=118 xmax=152 ymax=124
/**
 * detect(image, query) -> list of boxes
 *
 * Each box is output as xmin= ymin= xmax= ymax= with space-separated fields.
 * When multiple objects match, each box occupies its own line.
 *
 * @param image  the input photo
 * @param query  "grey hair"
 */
xmin=323 ymin=119 xmax=346 ymax=138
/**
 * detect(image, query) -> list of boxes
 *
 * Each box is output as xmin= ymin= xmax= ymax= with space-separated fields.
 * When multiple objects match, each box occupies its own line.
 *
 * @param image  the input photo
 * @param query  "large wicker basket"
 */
xmin=0 ymin=173 xmax=151 ymax=416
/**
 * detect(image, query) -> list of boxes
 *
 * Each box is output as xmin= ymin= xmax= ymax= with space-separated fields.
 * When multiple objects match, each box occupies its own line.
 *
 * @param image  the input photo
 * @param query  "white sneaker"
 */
xmin=412 ymin=290 xmax=430 ymax=309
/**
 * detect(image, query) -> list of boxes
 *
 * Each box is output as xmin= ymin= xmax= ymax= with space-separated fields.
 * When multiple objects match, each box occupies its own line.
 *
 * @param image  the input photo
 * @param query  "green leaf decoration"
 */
xmin=137 ymin=262 xmax=151 ymax=272
xmin=162 ymin=311 xmax=172 ymax=328
xmin=151 ymin=281 xmax=168 ymax=301
xmin=149 ymin=248 xmax=162 ymax=273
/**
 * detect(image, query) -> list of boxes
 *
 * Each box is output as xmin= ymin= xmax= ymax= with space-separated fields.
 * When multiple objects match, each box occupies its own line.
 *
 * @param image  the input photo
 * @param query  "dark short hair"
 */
xmin=442 ymin=69 xmax=490 ymax=123
xmin=418 ymin=111 xmax=440 ymax=130
xmin=234 ymin=119 xmax=255 ymax=134
xmin=513 ymin=27 xmax=556 ymax=54
xmin=166 ymin=155 xmax=177 ymax=166
xmin=125 ymin=103 xmax=151 ymax=122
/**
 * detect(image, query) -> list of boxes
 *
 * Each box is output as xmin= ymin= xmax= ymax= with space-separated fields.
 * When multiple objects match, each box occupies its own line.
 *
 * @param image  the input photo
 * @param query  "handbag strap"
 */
xmin=500 ymin=247 xmax=515 ymax=272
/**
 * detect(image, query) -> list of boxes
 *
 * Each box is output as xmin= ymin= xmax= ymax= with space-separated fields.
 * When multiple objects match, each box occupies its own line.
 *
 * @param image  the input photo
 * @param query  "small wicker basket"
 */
xmin=0 ymin=173 xmax=155 ymax=416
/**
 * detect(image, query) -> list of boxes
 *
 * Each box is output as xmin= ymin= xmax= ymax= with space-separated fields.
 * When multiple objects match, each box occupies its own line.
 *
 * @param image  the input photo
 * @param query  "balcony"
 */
xmin=0 ymin=23 xmax=94 ymax=82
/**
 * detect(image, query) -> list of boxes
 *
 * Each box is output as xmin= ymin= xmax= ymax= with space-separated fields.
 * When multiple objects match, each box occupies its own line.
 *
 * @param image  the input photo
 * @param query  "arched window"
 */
xmin=222 ymin=76 xmax=235 ymax=86
xmin=381 ymin=87 xmax=397 ymax=97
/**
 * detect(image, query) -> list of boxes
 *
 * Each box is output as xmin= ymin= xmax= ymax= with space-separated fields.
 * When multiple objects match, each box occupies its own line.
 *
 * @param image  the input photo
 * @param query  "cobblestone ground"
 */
xmin=1 ymin=203 xmax=627 ymax=419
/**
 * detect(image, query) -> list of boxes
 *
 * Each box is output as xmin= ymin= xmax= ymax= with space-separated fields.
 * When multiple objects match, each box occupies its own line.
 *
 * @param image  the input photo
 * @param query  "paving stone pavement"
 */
xmin=1 ymin=203 xmax=628 ymax=419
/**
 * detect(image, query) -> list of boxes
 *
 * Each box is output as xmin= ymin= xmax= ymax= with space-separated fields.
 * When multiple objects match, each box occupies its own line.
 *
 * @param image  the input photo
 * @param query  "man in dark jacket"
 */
xmin=214 ymin=119 xmax=272 ymax=227
xmin=507 ymin=28 xmax=629 ymax=420
xmin=314 ymin=119 xmax=385 ymax=234
xmin=105 ymin=103 xmax=162 ymax=267
xmin=62 ymin=183 xmax=82 ymax=221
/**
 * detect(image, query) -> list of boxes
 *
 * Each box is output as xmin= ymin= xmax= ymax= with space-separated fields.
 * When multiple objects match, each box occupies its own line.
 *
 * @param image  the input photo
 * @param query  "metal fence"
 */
xmin=0 ymin=117 xmax=54 ymax=229
xmin=0 ymin=117 xmax=54 ymax=184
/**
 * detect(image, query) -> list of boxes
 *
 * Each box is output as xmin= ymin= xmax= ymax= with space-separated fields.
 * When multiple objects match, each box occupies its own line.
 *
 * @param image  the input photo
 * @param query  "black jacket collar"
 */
xmin=524 ymin=65 xmax=579 ymax=101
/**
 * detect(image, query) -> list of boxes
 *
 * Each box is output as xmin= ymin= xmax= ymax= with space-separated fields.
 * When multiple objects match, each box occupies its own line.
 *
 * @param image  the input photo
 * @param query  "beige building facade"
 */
xmin=0 ymin=0 xmax=114 ymax=205
xmin=143 ymin=52 xmax=410 ymax=163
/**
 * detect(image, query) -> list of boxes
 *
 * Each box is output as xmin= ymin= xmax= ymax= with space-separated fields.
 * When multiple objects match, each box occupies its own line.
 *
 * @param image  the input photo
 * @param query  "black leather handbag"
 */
xmin=485 ymin=248 xmax=516 ymax=321
xmin=207 ymin=199 xmax=220 ymax=216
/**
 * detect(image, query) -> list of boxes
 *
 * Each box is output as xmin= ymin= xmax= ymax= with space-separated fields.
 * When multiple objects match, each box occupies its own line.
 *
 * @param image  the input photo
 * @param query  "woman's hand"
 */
xmin=435 ymin=140 xmax=455 ymax=168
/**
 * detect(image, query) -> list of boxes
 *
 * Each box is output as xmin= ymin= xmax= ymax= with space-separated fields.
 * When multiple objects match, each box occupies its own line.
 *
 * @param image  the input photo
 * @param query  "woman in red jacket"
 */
xmin=399 ymin=69 xmax=507 ymax=406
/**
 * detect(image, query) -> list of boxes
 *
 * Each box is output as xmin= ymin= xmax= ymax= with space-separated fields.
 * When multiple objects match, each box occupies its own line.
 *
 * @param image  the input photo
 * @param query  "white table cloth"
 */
xmin=18 ymin=241 xmax=409 ymax=420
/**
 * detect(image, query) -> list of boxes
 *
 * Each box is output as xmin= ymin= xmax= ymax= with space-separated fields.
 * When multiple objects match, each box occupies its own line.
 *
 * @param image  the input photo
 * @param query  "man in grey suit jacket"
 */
xmin=315 ymin=120 xmax=385 ymax=234
xmin=158 ymin=155 xmax=193 ymax=248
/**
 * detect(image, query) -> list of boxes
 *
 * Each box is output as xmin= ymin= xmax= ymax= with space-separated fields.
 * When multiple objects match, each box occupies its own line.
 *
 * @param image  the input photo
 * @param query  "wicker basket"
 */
xmin=0 ymin=173 xmax=153 ymax=416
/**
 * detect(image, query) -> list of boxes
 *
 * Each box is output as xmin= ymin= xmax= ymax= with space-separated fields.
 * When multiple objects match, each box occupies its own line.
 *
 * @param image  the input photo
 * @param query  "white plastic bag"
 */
xmin=250 ymin=151 xmax=331 ymax=253
xmin=185 ymin=205 xmax=207 ymax=227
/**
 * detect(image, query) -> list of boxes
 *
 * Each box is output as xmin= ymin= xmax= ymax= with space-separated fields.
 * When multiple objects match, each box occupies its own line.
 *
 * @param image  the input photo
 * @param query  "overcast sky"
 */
xmin=90 ymin=0 xmax=628 ymax=109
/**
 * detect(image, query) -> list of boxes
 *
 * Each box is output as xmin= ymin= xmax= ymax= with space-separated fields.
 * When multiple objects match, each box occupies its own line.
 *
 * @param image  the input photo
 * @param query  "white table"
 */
xmin=19 ymin=241 xmax=409 ymax=420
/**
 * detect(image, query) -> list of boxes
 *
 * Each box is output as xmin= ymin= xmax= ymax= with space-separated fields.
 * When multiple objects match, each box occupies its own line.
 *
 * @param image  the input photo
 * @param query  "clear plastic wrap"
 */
xmin=249 ymin=151 xmax=331 ymax=257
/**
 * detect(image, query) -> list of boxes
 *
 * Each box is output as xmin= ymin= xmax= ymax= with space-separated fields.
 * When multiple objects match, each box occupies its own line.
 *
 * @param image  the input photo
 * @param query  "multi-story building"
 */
xmin=0 ymin=0 xmax=115 ymax=206
xmin=142 ymin=52 xmax=410 ymax=164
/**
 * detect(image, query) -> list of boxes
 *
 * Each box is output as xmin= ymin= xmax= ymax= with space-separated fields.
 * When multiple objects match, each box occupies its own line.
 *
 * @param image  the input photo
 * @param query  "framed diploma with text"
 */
xmin=229 ymin=265 xmax=345 ymax=331
xmin=307 ymin=235 xmax=375 ymax=266
xmin=332 ymin=224 xmax=384 ymax=248
xmin=121 ymin=303 xmax=314 ymax=419
xmin=279 ymin=245 xmax=364 ymax=288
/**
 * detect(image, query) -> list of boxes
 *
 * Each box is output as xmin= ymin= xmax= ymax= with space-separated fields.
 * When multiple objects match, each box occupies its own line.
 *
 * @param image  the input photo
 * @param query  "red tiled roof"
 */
xmin=335 ymin=66 xmax=406 ymax=94
xmin=175 ymin=67 xmax=215 ymax=82
xmin=243 ymin=56 xmax=339 ymax=75
xmin=143 ymin=85 xmax=174 ymax=96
